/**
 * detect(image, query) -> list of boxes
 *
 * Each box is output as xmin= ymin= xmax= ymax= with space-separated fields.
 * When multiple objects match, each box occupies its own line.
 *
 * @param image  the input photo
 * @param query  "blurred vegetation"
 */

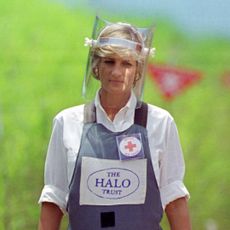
xmin=0 ymin=0 xmax=230 ymax=229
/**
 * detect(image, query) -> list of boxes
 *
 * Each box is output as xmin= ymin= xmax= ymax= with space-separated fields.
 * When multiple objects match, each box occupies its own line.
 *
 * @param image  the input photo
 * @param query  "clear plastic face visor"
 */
xmin=82 ymin=16 xmax=155 ymax=101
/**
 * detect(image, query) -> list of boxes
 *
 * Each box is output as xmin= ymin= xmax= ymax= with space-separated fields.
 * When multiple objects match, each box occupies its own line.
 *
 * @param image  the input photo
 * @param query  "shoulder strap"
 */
xmin=84 ymin=101 xmax=148 ymax=127
xmin=134 ymin=101 xmax=148 ymax=128
xmin=84 ymin=101 xmax=96 ymax=123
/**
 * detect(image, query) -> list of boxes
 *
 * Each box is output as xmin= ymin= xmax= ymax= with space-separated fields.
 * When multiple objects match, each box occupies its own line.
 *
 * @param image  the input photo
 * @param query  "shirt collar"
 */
xmin=94 ymin=89 xmax=137 ymax=111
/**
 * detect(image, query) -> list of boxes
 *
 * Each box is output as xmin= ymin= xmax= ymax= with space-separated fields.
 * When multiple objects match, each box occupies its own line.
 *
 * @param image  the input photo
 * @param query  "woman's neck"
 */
xmin=99 ymin=90 xmax=131 ymax=121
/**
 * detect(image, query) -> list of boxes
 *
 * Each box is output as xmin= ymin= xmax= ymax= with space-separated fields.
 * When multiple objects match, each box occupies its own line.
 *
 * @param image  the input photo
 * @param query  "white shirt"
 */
xmin=38 ymin=91 xmax=189 ymax=211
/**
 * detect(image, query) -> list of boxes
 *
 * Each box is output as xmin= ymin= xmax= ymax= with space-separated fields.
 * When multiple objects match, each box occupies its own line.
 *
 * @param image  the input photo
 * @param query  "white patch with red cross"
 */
xmin=116 ymin=133 xmax=144 ymax=160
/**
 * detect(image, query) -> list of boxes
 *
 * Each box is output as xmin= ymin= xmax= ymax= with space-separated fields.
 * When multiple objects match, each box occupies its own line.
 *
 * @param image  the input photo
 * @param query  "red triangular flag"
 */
xmin=148 ymin=63 xmax=203 ymax=100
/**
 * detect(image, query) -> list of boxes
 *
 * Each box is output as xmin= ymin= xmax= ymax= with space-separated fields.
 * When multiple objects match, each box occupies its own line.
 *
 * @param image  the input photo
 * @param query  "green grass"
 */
xmin=0 ymin=0 xmax=230 ymax=229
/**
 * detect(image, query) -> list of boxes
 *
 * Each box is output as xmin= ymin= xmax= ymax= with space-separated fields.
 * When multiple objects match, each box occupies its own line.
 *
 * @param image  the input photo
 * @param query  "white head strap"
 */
xmin=84 ymin=36 xmax=156 ymax=57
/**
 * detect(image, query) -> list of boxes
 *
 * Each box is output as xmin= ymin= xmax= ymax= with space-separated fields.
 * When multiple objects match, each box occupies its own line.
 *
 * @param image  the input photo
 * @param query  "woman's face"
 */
xmin=98 ymin=54 xmax=137 ymax=96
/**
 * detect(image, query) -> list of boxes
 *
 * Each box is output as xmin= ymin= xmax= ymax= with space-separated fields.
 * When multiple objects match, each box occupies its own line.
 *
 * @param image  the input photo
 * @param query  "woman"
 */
xmin=38 ymin=17 xmax=191 ymax=229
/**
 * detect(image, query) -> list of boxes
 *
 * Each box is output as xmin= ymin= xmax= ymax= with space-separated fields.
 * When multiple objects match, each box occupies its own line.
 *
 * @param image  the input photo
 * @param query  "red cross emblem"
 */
xmin=119 ymin=136 xmax=142 ymax=157
xmin=125 ymin=141 xmax=137 ymax=152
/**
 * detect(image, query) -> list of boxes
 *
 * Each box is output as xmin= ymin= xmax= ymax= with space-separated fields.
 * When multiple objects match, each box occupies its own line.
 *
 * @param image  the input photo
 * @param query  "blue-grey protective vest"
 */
xmin=67 ymin=102 xmax=163 ymax=229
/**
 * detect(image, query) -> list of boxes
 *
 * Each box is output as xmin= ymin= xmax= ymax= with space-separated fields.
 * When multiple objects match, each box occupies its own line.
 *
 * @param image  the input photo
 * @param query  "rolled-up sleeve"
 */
xmin=38 ymin=116 xmax=69 ymax=212
xmin=159 ymin=118 xmax=190 ymax=209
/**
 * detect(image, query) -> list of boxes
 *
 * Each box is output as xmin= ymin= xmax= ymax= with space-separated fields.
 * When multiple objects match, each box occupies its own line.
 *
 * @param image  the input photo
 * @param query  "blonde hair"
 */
xmin=91 ymin=23 xmax=145 ymax=83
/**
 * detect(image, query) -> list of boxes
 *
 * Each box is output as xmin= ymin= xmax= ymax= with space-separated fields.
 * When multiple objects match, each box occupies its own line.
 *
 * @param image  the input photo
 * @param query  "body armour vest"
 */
xmin=67 ymin=102 xmax=163 ymax=230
